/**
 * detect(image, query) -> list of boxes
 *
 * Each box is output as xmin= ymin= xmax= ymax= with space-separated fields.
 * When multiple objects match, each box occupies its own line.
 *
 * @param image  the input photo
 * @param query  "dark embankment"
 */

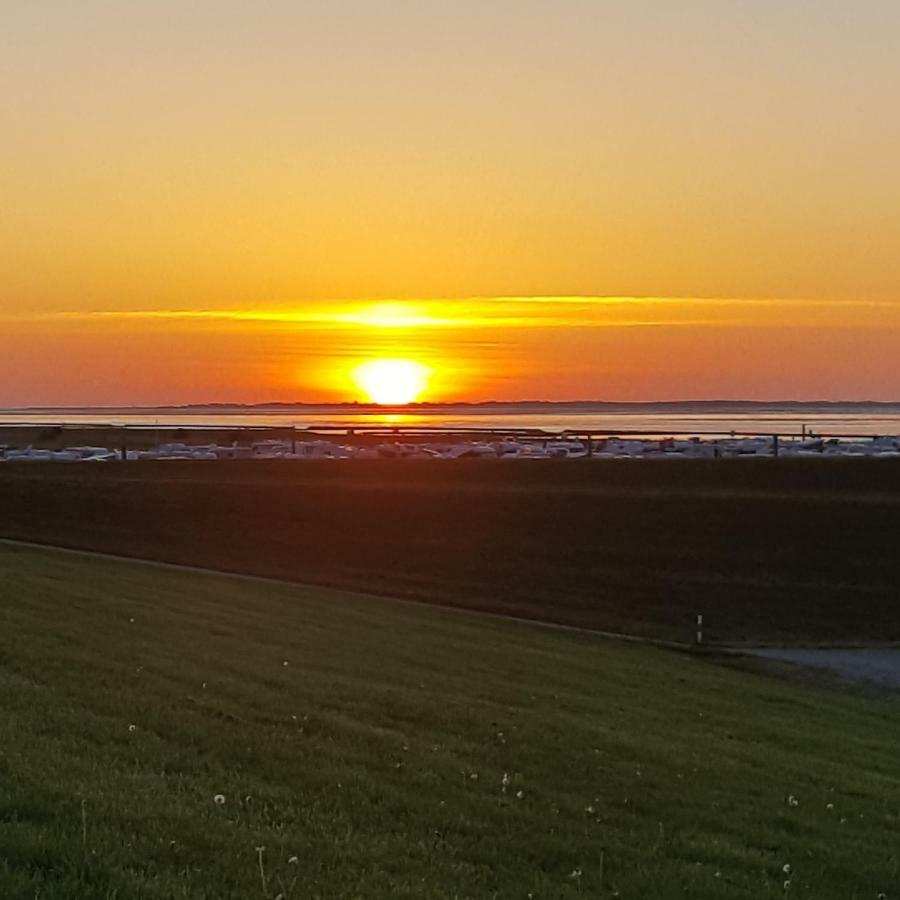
xmin=1 ymin=459 xmax=899 ymax=643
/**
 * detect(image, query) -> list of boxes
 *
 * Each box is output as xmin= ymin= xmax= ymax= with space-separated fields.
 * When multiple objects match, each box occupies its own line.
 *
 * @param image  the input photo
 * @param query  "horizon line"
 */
xmin=7 ymin=398 xmax=900 ymax=413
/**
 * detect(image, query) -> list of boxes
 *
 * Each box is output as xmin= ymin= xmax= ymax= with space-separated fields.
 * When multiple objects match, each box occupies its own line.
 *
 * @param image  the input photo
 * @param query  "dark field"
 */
xmin=1 ymin=459 xmax=900 ymax=643
xmin=3 ymin=543 xmax=900 ymax=899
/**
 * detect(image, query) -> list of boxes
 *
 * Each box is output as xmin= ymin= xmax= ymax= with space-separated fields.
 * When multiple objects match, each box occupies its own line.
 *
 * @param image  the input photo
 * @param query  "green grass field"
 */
xmin=2 ymin=459 xmax=900 ymax=644
xmin=2 ymin=543 xmax=900 ymax=899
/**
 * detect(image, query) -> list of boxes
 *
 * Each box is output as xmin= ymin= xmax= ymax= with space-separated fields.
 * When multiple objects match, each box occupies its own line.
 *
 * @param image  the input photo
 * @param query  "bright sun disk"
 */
xmin=351 ymin=358 xmax=431 ymax=405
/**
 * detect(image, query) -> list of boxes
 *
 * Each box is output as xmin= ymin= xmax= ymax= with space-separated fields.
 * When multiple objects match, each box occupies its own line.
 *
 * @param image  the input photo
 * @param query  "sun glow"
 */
xmin=337 ymin=302 xmax=442 ymax=328
xmin=351 ymin=358 xmax=432 ymax=405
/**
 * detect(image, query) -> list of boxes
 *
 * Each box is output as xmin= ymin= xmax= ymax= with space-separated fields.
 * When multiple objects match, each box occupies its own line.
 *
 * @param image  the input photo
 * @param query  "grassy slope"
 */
xmin=2 ymin=459 xmax=900 ymax=643
xmin=2 ymin=544 xmax=900 ymax=899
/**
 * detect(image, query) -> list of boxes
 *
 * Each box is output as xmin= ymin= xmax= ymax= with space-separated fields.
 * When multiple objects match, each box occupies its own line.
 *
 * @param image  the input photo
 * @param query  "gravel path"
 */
xmin=748 ymin=648 xmax=900 ymax=688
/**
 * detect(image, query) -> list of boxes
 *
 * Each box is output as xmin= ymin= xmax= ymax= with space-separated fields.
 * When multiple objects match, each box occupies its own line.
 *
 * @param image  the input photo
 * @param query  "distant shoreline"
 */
xmin=6 ymin=399 xmax=900 ymax=415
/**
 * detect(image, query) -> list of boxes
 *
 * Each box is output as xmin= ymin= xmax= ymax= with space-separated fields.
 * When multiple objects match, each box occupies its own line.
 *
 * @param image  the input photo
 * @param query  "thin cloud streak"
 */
xmin=6 ymin=296 xmax=899 ymax=331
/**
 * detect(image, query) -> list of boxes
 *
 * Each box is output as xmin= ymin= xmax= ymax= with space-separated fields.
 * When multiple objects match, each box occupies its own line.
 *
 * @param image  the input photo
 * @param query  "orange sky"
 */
xmin=2 ymin=2 xmax=899 ymax=405
xmin=3 ymin=298 xmax=900 ymax=405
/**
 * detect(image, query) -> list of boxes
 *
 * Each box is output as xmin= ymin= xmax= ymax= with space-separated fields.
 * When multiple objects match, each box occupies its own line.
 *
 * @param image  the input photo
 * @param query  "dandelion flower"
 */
xmin=782 ymin=864 xmax=791 ymax=874
xmin=213 ymin=794 xmax=226 ymax=805
xmin=128 ymin=724 xmax=136 ymax=733
xmin=516 ymin=790 xmax=524 ymax=799
xmin=787 ymin=795 xmax=799 ymax=807
xmin=288 ymin=856 xmax=298 ymax=865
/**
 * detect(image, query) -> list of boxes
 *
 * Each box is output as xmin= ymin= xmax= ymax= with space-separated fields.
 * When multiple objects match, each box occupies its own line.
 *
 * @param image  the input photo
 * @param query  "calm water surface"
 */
xmin=4 ymin=407 xmax=900 ymax=436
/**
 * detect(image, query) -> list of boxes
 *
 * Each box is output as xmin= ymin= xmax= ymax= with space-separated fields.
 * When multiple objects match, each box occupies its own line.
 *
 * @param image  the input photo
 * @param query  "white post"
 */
xmin=696 ymin=613 xmax=703 ymax=646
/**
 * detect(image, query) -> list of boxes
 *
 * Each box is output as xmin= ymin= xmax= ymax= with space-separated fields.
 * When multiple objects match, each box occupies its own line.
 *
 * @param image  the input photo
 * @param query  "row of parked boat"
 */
xmin=2 ymin=434 xmax=900 ymax=461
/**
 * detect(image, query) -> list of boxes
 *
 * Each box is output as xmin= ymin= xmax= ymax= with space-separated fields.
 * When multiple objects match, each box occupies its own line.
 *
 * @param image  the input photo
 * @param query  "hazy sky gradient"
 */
xmin=2 ymin=1 xmax=899 ymax=403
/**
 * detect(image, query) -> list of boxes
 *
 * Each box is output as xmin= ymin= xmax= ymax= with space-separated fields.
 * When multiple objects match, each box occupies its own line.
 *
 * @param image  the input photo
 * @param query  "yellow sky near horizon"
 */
xmin=2 ymin=2 xmax=900 ymax=404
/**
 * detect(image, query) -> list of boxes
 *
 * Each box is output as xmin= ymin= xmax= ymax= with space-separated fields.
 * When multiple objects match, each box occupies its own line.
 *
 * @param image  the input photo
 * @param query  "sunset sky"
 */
xmin=3 ymin=1 xmax=899 ymax=405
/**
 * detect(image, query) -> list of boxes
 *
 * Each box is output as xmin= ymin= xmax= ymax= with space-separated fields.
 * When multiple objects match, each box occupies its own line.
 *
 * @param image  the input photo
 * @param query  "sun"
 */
xmin=351 ymin=358 xmax=431 ymax=405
